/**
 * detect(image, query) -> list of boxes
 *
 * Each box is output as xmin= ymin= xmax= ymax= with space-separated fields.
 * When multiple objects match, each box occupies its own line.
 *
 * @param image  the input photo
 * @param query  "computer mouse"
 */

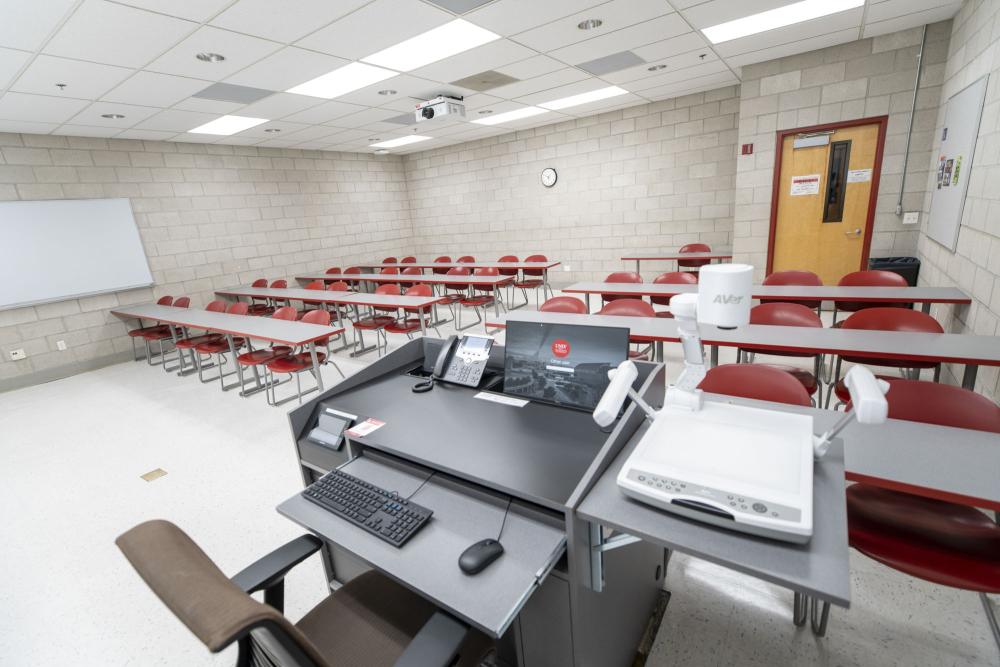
xmin=458 ymin=538 xmax=504 ymax=575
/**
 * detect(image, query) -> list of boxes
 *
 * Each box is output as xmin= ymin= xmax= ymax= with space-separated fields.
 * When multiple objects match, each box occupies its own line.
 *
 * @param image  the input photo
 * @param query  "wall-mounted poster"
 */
xmin=927 ymin=75 xmax=989 ymax=250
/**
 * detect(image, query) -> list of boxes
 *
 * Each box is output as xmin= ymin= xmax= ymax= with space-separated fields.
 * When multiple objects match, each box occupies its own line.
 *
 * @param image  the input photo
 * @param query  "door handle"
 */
xmin=844 ymin=228 xmax=862 ymax=238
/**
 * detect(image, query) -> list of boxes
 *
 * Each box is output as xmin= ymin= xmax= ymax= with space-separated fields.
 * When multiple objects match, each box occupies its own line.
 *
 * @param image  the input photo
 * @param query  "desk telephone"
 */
xmin=412 ymin=334 xmax=494 ymax=393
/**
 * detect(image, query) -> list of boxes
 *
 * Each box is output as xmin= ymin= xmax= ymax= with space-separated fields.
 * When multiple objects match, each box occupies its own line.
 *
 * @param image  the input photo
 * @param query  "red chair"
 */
xmin=352 ymin=284 xmax=400 ymax=356
xmin=497 ymin=255 xmax=519 ymax=306
xmin=828 ymin=308 xmax=944 ymax=408
xmin=432 ymin=256 xmax=452 ymax=275
xmin=846 ymin=379 xmax=1000 ymax=651
xmin=246 ymin=279 xmax=272 ymax=316
xmin=399 ymin=266 xmax=422 ymax=289
xmin=738 ymin=303 xmax=825 ymax=405
xmin=650 ymin=272 xmax=697 ymax=318
xmin=601 ymin=271 xmax=643 ymax=305
xmin=833 ymin=270 xmax=908 ymax=324
xmin=325 ymin=267 xmax=341 ymax=275
xmin=194 ymin=301 xmax=250 ymax=388
xmin=677 ymin=243 xmax=711 ymax=271
xmin=385 ymin=284 xmax=441 ymax=339
xmin=343 ymin=266 xmax=363 ymax=290
xmin=400 ymin=256 xmax=417 ymax=263
xmin=762 ymin=270 xmax=823 ymax=311
xmin=141 ymin=297 xmax=190 ymax=369
xmin=540 ymin=296 xmax=587 ymax=314
xmin=457 ymin=267 xmax=505 ymax=330
xmin=381 ymin=256 xmax=397 ymax=264
xmin=324 ymin=281 xmax=353 ymax=329
xmin=513 ymin=253 xmax=553 ymax=309
xmin=264 ymin=309 xmax=343 ymax=406
xmin=299 ymin=280 xmax=326 ymax=318
xmin=457 ymin=255 xmax=476 ymax=263
xmin=170 ymin=300 xmax=229 ymax=374
xmin=128 ymin=295 xmax=173 ymax=363
xmin=437 ymin=267 xmax=470 ymax=316
xmin=698 ymin=364 xmax=812 ymax=406
xmin=598 ymin=299 xmax=656 ymax=360
xmin=234 ymin=306 xmax=297 ymax=397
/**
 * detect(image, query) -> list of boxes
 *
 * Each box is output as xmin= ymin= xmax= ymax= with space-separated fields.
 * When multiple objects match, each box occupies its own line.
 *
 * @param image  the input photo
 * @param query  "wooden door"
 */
xmin=769 ymin=120 xmax=885 ymax=285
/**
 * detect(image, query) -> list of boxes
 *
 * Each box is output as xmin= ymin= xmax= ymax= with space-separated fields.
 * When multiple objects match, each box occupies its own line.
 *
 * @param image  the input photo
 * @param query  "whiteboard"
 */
xmin=927 ymin=75 xmax=989 ymax=251
xmin=0 ymin=198 xmax=153 ymax=310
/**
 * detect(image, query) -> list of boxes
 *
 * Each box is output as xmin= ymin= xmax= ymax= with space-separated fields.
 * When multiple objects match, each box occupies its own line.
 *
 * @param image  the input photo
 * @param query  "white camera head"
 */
xmin=843 ymin=366 xmax=890 ymax=424
xmin=696 ymin=263 xmax=753 ymax=329
xmin=593 ymin=360 xmax=639 ymax=427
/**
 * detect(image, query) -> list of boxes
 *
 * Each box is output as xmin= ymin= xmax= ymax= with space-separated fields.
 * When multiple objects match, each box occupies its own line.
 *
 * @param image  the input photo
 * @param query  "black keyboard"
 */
xmin=303 ymin=468 xmax=433 ymax=548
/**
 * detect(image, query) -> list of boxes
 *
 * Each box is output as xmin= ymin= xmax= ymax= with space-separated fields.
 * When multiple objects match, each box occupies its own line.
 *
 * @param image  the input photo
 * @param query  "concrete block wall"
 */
xmin=917 ymin=0 xmax=1000 ymax=400
xmin=732 ymin=21 xmax=953 ymax=281
xmin=0 ymin=134 xmax=411 ymax=390
xmin=402 ymin=86 xmax=740 ymax=285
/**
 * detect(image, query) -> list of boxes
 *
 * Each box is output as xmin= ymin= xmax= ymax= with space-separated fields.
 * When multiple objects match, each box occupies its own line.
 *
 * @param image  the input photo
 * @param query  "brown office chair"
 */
xmin=116 ymin=520 xmax=492 ymax=667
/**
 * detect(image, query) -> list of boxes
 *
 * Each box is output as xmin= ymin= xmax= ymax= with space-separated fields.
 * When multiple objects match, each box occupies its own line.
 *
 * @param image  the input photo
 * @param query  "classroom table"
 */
xmin=621 ymin=252 xmax=732 ymax=274
xmin=562 ymin=282 xmax=972 ymax=314
xmin=486 ymin=310 xmax=1000 ymax=390
xmin=355 ymin=260 xmax=560 ymax=271
xmin=111 ymin=303 xmax=343 ymax=395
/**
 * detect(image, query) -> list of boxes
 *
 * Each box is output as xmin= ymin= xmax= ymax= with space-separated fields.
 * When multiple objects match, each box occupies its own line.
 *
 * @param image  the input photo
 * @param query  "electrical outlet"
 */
xmin=56 ymin=340 xmax=67 ymax=351
xmin=9 ymin=349 xmax=26 ymax=361
xmin=902 ymin=211 xmax=919 ymax=225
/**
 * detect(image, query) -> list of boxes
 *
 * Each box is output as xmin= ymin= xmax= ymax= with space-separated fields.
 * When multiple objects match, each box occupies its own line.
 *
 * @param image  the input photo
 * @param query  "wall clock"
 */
xmin=541 ymin=167 xmax=558 ymax=188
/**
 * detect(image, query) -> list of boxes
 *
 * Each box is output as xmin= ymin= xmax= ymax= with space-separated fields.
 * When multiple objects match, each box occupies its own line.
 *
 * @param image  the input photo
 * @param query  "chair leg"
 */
xmin=825 ymin=358 xmax=842 ymax=409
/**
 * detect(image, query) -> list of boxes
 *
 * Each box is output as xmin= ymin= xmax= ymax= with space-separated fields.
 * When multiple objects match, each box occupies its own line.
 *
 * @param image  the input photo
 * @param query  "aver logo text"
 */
xmin=712 ymin=294 xmax=744 ymax=304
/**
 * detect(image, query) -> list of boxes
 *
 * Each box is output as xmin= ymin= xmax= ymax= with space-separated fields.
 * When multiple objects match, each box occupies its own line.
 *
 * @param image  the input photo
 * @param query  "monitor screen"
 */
xmin=503 ymin=322 xmax=630 ymax=411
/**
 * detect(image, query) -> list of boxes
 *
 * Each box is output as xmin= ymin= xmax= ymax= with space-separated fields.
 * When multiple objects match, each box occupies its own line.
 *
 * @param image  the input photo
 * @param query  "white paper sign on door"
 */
xmin=847 ymin=168 xmax=872 ymax=183
xmin=790 ymin=174 xmax=821 ymax=196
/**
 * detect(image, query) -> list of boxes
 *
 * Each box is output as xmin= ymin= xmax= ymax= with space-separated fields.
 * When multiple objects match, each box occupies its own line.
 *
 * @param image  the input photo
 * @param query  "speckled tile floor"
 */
xmin=1 ymin=298 xmax=996 ymax=666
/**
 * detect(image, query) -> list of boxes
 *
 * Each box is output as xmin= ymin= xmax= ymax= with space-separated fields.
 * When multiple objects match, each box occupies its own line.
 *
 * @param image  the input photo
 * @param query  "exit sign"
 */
xmin=741 ymin=143 xmax=753 ymax=155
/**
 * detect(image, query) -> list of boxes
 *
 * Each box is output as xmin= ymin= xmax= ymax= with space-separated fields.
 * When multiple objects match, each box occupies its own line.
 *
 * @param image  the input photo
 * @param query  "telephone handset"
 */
xmin=412 ymin=334 xmax=494 ymax=393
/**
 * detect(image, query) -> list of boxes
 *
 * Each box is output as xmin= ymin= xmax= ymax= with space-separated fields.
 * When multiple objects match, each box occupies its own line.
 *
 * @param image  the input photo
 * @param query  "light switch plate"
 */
xmin=903 ymin=211 xmax=919 ymax=225
xmin=9 ymin=348 xmax=26 ymax=361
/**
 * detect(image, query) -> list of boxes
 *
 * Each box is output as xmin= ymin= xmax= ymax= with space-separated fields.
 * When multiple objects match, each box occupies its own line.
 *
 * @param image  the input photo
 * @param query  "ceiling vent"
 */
xmin=192 ymin=82 xmax=274 ymax=104
xmin=576 ymin=50 xmax=646 ymax=76
xmin=450 ymin=70 xmax=519 ymax=92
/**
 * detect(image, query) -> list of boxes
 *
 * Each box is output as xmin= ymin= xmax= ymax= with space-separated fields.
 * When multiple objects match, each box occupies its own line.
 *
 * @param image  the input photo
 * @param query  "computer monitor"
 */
xmin=503 ymin=321 xmax=630 ymax=411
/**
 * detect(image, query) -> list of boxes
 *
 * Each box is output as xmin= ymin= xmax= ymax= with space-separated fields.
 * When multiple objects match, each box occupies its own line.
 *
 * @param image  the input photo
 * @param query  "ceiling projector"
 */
xmin=415 ymin=96 xmax=465 ymax=123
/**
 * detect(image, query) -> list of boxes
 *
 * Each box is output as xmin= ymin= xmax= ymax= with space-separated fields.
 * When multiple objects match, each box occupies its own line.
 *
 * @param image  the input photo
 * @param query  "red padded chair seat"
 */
xmin=514 ymin=279 xmax=543 ymax=288
xmin=129 ymin=325 xmax=169 ymax=337
xmin=266 ymin=352 xmax=327 ymax=373
xmin=247 ymin=304 xmax=275 ymax=316
xmin=459 ymin=295 xmax=494 ymax=307
xmin=195 ymin=337 xmax=245 ymax=354
xmin=353 ymin=315 xmax=396 ymax=330
xmin=847 ymin=484 xmax=1000 ymax=592
xmin=654 ymin=311 xmax=674 ymax=318
xmin=237 ymin=347 xmax=292 ymax=366
xmin=384 ymin=318 xmax=425 ymax=334
xmin=175 ymin=334 xmax=223 ymax=349
xmin=141 ymin=327 xmax=175 ymax=341
xmin=437 ymin=294 xmax=463 ymax=305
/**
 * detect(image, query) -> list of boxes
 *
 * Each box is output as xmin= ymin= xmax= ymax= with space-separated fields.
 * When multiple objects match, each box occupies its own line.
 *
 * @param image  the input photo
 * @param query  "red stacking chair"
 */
xmin=264 ymin=309 xmax=343 ymax=406
xmin=846 ymin=379 xmax=1000 ymax=651
xmin=497 ymin=255 xmax=519 ymax=305
xmin=457 ymin=267 xmax=504 ymax=330
xmin=170 ymin=300 xmax=228 ymax=375
xmin=194 ymin=301 xmax=250 ymax=388
xmin=762 ymin=270 xmax=823 ymax=311
xmin=432 ymin=256 xmax=452 ymax=275
xmin=245 ymin=279 xmax=272 ymax=316
xmin=400 ymin=256 xmax=417 ymax=263
xmin=540 ymin=296 xmax=587 ymax=314
xmin=385 ymin=284 xmax=441 ymax=340
xmin=343 ymin=266 xmax=363 ymax=289
xmin=399 ymin=266 xmax=422 ymax=289
xmin=352 ymin=284 xmax=400 ymax=357
xmin=698 ymin=363 xmax=812 ymax=406
xmin=598 ymin=299 xmax=656 ymax=360
xmin=513 ymin=254 xmax=553 ymax=309
xmin=438 ymin=267 xmax=470 ymax=317
xmin=141 ymin=297 xmax=190 ymax=369
xmin=299 ymin=280 xmax=326 ymax=319
xmin=737 ymin=303 xmax=825 ymax=405
xmin=382 ymin=256 xmax=397 ymax=264
xmin=650 ymin=271 xmax=697 ymax=318
xmin=457 ymin=255 xmax=475 ymax=263
xmin=828 ymin=308 xmax=943 ymax=408
xmin=323 ymin=280 xmax=353 ymax=329
xmin=325 ymin=266 xmax=341 ymax=275
xmin=601 ymin=271 xmax=642 ymax=305
xmin=234 ymin=306 xmax=297 ymax=397
xmin=128 ymin=295 xmax=173 ymax=363
xmin=677 ymin=243 xmax=711 ymax=271
xmin=833 ymin=269 xmax=908 ymax=324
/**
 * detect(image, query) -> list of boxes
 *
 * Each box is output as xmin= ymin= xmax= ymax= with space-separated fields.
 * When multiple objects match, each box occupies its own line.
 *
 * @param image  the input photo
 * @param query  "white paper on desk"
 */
xmin=346 ymin=418 xmax=385 ymax=437
xmin=475 ymin=392 xmax=528 ymax=407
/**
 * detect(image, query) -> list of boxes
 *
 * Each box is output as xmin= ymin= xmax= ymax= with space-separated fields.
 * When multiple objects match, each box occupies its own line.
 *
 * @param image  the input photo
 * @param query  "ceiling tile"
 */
xmin=0 ymin=92 xmax=90 ymax=123
xmin=113 ymin=0 xmax=234 ymax=22
xmin=605 ymin=48 xmax=720 ymax=85
xmin=225 ymin=47 xmax=348 ymax=92
xmin=115 ymin=127 xmax=178 ymax=140
xmin=485 ymin=67 xmax=587 ymax=99
xmin=0 ymin=47 xmax=31 ymax=89
xmin=172 ymin=96 xmax=245 ymax=114
xmin=641 ymin=71 xmax=739 ymax=101
xmin=863 ymin=3 xmax=961 ymax=37
xmin=133 ymin=108 xmax=218 ymax=132
xmin=681 ymin=0 xmax=794 ymax=30
xmin=410 ymin=39 xmax=535 ymax=83
xmin=713 ymin=8 xmax=864 ymax=57
xmin=515 ymin=78 xmax=623 ymax=106
xmin=0 ymin=119 xmax=58 ymax=134
xmin=465 ymin=0 xmax=602 ymax=37
xmin=237 ymin=92 xmax=323 ymax=119
xmin=558 ymin=92 xmax=646 ymax=117
xmin=329 ymin=106 xmax=404 ymax=128
xmin=0 ymin=0 xmax=77 ymax=52
xmin=211 ymin=0 xmax=368 ymax=43
xmin=281 ymin=99 xmax=368 ymax=124
xmin=10 ymin=55 xmax=134 ymax=100
xmin=511 ymin=0 xmax=672 ymax=53
xmin=275 ymin=124 xmax=342 ymax=141
xmin=627 ymin=59 xmax=730 ymax=92
xmin=231 ymin=120 xmax=310 ymax=138
xmin=55 ymin=123 xmax=121 ymax=137
xmin=43 ymin=0 xmax=197 ymax=68
xmin=295 ymin=0 xmax=453 ymax=61
xmin=335 ymin=74 xmax=443 ymax=108
xmin=69 ymin=100 xmax=161 ymax=126
xmin=495 ymin=54 xmax=564 ymax=80
xmin=103 ymin=71 xmax=211 ymax=107
xmin=460 ymin=92 xmax=504 ymax=111
xmin=548 ymin=14 xmax=689 ymax=66
xmin=145 ymin=26 xmax=282 ymax=80
xmin=866 ymin=0 xmax=954 ymax=22
xmin=724 ymin=28 xmax=860 ymax=66
xmin=631 ymin=32 xmax=711 ymax=62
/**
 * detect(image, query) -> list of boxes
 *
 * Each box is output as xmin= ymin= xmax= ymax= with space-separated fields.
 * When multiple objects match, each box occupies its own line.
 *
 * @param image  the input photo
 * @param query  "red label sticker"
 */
xmin=552 ymin=339 xmax=570 ymax=358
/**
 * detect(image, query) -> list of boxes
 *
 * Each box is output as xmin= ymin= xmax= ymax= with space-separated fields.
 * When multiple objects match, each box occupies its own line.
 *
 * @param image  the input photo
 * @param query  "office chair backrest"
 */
xmin=206 ymin=300 xmax=227 ymax=312
xmin=301 ymin=309 xmax=331 ymax=326
xmin=540 ymin=296 xmax=587 ymax=314
xmin=251 ymin=279 xmax=268 ymax=288
xmin=677 ymin=243 xmax=711 ymax=269
xmin=273 ymin=306 xmax=298 ymax=321
xmin=305 ymin=281 xmax=324 ymax=290
xmin=650 ymin=271 xmax=697 ymax=305
xmin=750 ymin=302 xmax=822 ymax=328
xmin=400 ymin=256 xmax=417 ymax=263
xmin=605 ymin=271 xmax=642 ymax=284
xmin=382 ymin=257 xmax=397 ymax=264
xmin=173 ymin=297 xmax=191 ymax=308
xmin=327 ymin=281 xmax=349 ymax=291
xmin=836 ymin=270 xmax=908 ymax=312
xmin=325 ymin=267 xmax=341 ymax=275
xmin=764 ymin=270 xmax=822 ymax=287
xmin=271 ymin=280 xmax=288 ymax=288
xmin=434 ymin=256 xmax=451 ymax=263
xmin=401 ymin=267 xmax=422 ymax=276
xmin=699 ymin=364 xmax=812 ymax=406
xmin=375 ymin=284 xmax=401 ymax=295
xmin=116 ymin=520 xmax=328 ymax=667
xmin=405 ymin=284 xmax=433 ymax=296
xmin=380 ymin=267 xmax=399 ymax=275
xmin=873 ymin=378 xmax=1000 ymax=433
xmin=679 ymin=243 xmax=710 ymax=253
xmin=344 ymin=267 xmax=362 ymax=274
xmin=155 ymin=296 xmax=174 ymax=306
xmin=227 ymin=302 xmax=249 ymax=315
xmin=457 ymin=255 xmax=475 ymax=263
xmin=523 ymin=254 xmax=547 ymax=277
xmin=599 ymin=299 xmax=655 ymax=318
xmin=841 ymin=307 xmax=943 ymax=334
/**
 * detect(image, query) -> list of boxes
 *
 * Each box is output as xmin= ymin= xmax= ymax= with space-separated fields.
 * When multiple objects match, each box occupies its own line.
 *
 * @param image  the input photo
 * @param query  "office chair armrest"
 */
xmin=392 ymin=611 xmax=470 ymax=667
xmin=231 ymin=534 xmax=323 ymax=612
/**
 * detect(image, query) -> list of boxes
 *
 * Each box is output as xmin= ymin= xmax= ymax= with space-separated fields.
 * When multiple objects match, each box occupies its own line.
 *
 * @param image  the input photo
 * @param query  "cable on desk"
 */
xmin=404 ymin=472 xmax=435 ymax=500
xmin=496 ymin=497 xmax=513 ymax=541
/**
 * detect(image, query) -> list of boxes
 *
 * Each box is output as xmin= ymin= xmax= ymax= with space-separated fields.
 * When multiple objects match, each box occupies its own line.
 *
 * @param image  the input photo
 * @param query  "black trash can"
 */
xmin=868 ymin=256 xmax=920 ymax=286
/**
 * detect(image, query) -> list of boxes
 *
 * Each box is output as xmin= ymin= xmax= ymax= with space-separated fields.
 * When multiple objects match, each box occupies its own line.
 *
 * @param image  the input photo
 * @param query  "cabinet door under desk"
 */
xmin=278 ymin=451 xmax=568 ymax=639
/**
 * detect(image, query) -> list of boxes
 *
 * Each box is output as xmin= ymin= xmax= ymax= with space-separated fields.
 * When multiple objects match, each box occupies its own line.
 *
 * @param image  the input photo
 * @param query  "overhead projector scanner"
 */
xmin=593 ymin=264 xmax=890 ymax=543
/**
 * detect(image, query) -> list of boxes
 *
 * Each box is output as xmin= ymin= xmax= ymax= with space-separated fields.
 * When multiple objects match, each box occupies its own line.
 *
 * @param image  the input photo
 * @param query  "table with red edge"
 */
xmin=621 ymin=252 xmax=733 ymax=274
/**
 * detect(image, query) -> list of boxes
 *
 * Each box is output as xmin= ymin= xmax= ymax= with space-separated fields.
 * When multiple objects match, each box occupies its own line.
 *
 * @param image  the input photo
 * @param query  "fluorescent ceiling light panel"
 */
xmin=287 ymin=62 xmax=397 ymax=99
xmin=362 ymin=20 xmax=501 ymax=72
xmin=471 ymin=106 xmax=548 ymax=125
xmin=188 ymin=114 xmax=268 ymax=135
xmin=370 ymin=135 xmax=433 ymax=148
xmin=539 ymin=86 xmax=629 ymax=111
xmin=702 ymin=0 xmax=864 ymax=44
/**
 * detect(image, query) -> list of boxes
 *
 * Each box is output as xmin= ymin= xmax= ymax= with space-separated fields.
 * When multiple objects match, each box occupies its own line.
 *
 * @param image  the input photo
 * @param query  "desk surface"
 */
xmin=216 ymin=286 xmax=440 ymax=309
xmin=299 ymin=273 xmax=514 ymax=286
xmin=358 ymin=261 xmax=560 ymax=270
xmin=111 ymin=303 xmax=343 ymax=346
xmin=563 ymin=282 xmax=972 ymax=304
xmin=621 ymin=252 xmax=732 ymax=261
xmin=488 ymin=310 xmax=1000 ymax=367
